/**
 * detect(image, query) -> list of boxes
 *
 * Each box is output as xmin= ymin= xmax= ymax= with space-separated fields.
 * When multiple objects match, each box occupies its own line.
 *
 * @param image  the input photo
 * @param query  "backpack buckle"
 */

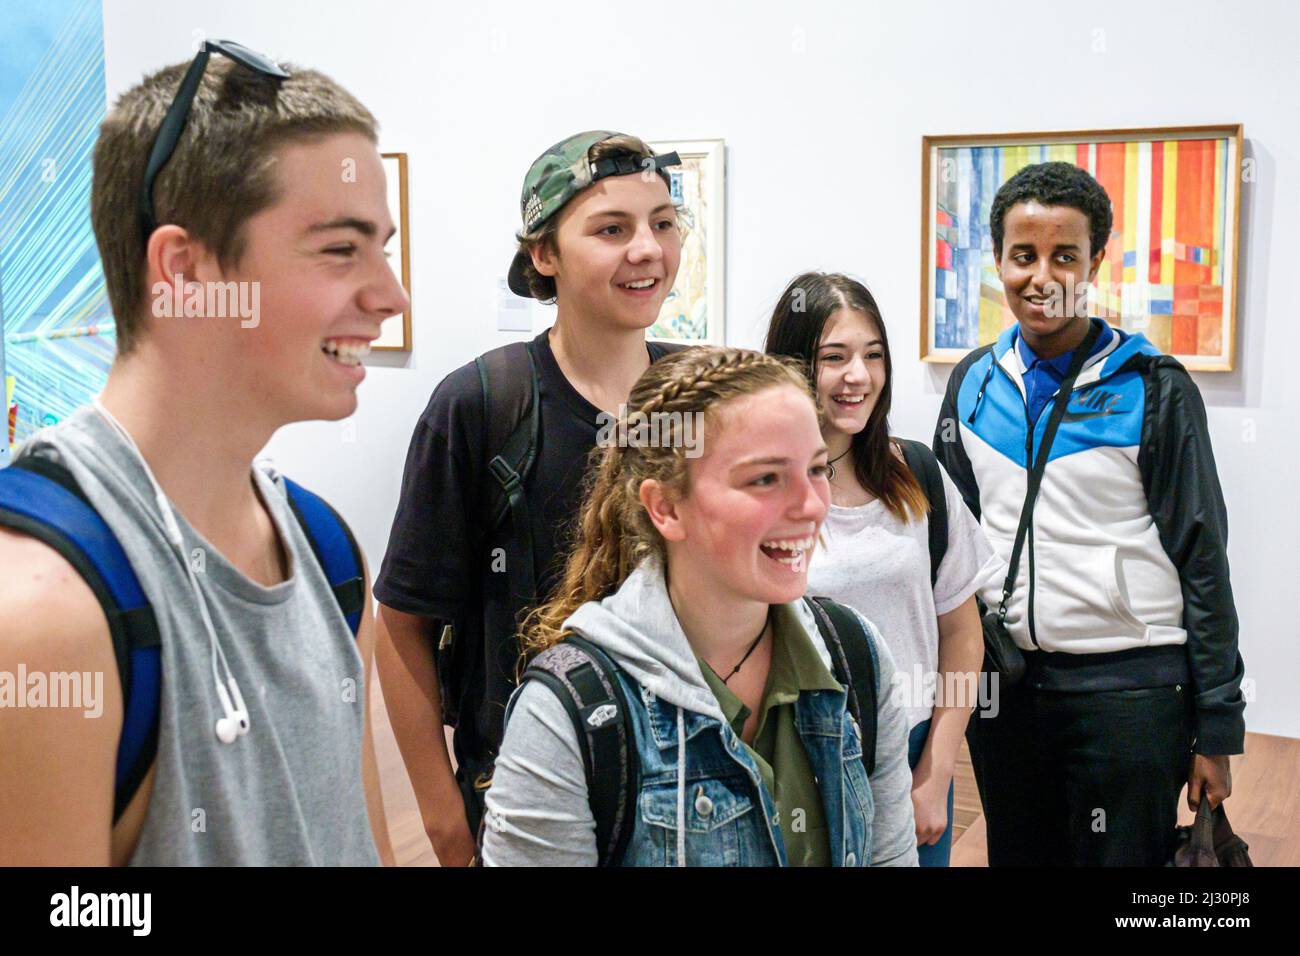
xmin=488 ymin=455 xmax=522 ymax=494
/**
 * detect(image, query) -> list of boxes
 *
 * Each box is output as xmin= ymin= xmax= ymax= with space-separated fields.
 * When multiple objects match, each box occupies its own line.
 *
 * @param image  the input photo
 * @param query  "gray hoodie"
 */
xmin=480 ymin=555 xmax=918 ymax=866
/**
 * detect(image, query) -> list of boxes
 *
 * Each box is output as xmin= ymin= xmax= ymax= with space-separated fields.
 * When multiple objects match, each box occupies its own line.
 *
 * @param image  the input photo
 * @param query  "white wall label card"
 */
xmin=496 ymin=277 xmax=532 ymax=332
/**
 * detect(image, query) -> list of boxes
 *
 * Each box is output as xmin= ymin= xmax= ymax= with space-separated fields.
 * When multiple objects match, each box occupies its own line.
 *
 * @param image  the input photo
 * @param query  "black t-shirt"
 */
xmin=374 ymin=328 xmax=678 ymax=774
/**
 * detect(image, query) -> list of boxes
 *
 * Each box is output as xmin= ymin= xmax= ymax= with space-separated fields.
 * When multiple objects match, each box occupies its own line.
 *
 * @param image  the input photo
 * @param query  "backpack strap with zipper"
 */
xmin=504 ymin=634 xmax=640 ymax=866
xmin=0 ymin=458 xmax=364 ymax=822
xmin=895 ymin=437 xmax=948 ymax=588
xmin=806 ymin=596 xmax=879 ymax=775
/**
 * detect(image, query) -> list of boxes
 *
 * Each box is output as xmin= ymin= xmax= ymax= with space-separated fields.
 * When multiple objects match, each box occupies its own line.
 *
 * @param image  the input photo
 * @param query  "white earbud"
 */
xmin=215 ymin=681 xmax=240 ymax=743
xmin=215 ymin=715 xmax=239 ymax=744
xmin=226 ymin=676 xmax=250 ymax=736
xmin=214 ymin=676 xmax=250 ymax=744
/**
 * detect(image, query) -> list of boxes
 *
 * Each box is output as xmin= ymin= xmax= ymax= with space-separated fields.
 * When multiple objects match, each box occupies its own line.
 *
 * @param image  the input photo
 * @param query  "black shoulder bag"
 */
xmin=980 ymin=322 xmax=1102 ymax=688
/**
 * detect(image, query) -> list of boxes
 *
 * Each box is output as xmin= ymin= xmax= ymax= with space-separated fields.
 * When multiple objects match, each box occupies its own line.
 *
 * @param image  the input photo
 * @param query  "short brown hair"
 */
xmin=512 ymin=134 xmax=663 ymax=303
xmin=91 ymin=58 xmax=378 ymax=354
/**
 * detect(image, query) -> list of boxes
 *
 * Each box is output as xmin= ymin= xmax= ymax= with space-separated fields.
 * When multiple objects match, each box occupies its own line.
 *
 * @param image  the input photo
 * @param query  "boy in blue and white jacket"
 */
xmin=932 ymin=162 xmax=1246 ymax=866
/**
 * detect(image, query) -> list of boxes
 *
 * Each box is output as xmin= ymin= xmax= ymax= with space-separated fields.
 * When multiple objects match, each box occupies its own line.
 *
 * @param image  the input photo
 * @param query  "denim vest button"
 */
xmin=845 ymin=852 xmax=857 ymax=866
xmin=694 ymin=790 xmax=714 ymax=818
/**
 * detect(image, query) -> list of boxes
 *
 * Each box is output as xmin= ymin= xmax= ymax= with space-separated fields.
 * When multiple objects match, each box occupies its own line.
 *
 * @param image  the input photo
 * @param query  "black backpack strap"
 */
xmin=0 ymin=457 xmax=162 ymax=822
xmin=895 ymin=437 xmax=947 ymax=588
xmin=476 ymin=340 xmax=540 ymax=612
xmin=806 ymin=596 xmax=878 ymax=776
xmin=994 ymin=320 xmax=1103 ymax=622
xmin=475 ymin=337 xmax=684 ymax=611
xmin=507 ymin=635 xmax=639 ymax=866
xmin=648 ymin=341 xmax=690 ymax=360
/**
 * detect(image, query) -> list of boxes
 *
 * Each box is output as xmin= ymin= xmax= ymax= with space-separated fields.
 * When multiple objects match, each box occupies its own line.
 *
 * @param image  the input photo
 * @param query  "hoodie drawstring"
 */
xmin=676 ymin=706 xmax=686 ymax=867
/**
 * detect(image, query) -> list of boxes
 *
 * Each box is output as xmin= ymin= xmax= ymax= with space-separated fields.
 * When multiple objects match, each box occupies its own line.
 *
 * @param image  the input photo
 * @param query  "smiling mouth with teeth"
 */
xmin=759 ymin=535 xmax=815 ymax=567
xmin=322 ymin=338 xmax=371 ymax=367
xmin=833 ymin=394 xmax=865 ymax=405
xmin=618 ymin=278 xmax=658 ymax=290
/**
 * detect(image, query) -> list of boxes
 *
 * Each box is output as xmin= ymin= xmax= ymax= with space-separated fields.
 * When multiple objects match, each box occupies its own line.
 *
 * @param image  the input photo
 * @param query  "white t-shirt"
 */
xmin=806 ymin=459 xmax=1001 ymax=730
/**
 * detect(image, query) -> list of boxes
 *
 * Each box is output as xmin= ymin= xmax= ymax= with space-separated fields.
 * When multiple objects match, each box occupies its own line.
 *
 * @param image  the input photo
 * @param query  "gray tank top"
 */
xmin=19 ymin=408 xmax=379 ymax=866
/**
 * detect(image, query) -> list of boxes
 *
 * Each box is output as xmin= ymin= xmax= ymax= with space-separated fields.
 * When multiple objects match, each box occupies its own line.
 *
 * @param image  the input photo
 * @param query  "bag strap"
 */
xmin=650 ymin=342 xmax=689 ymax=359
xmin=281 ymin=477 xmax=366 ymax=637
xmin=508 ymin=635 xmax=640 ymax=866
xmin=0 ymin=459 xmax=364 ymax=824
xmin=474 ymin=338 xmax=685 ymax=614
xmin=995 ymin=321 xmax=1103 ymax=621
xmin=476 ymin=340 xmax=540 ymax=612
xmin=805 ymin=596 xmax=878 ymax=776
xmin=0 ymin=458 xmax=162 ymax=822
xmin=895 ymin=438 xmax=948 ymax=587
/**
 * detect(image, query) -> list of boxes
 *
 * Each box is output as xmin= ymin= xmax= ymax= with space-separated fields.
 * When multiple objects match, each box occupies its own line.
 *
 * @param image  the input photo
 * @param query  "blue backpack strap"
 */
xmin=806 ymin=596 xmax=878 ymax=776
xmin=280 ymin=477 xmax=365 ymax=637
xmin=0 ymin=457 xmax=162 ymax=822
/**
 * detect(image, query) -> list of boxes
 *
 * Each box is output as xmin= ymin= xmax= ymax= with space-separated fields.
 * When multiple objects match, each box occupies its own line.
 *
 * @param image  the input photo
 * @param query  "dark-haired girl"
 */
xmin=765 ymin=272 xmax=998 ymax=866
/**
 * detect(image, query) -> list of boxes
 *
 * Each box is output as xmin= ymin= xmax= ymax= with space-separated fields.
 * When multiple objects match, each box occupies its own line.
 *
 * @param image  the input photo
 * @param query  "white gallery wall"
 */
xmin=103 ymin=0 xmax=1300 ymax=738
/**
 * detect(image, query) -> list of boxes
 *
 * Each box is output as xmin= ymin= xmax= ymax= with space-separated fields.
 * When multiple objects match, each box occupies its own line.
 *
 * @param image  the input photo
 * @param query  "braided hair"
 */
xmin=519 ymin=346 xmax=814 ymax=656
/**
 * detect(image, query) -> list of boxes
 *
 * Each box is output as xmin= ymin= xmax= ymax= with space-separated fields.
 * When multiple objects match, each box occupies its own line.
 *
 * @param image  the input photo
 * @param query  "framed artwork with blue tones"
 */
xmin=920 ymin=126 xmax=1243 ymax=371
xmin=648 ymin=139 xmax=726 ymax=346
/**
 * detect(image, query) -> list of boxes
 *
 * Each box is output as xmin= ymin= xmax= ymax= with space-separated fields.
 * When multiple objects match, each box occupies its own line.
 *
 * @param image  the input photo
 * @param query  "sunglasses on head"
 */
xmin=138 ymin=39 xmax=290 ymax=243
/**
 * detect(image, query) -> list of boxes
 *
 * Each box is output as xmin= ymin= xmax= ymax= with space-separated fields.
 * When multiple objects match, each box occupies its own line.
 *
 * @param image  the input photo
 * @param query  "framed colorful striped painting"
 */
xmin=920 ymin=125 xmax=1243 ymax=371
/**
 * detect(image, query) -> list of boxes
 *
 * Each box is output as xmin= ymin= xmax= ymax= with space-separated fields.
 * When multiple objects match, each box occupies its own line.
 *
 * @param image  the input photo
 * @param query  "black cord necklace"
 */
xmin=826 ymin=447 xmax=852 ymax=481
xmin=717 ymin=609 xmax=771 ymax=685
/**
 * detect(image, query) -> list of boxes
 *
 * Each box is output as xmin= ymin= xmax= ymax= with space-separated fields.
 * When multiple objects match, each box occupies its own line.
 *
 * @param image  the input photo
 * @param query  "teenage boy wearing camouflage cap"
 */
xmin=374 ymin=132 xmax=685 ymax=865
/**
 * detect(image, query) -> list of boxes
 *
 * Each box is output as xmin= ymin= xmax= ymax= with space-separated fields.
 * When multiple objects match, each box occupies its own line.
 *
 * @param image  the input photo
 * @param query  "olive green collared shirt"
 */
xmin=697 ymin=606 xmax=844 ymax=867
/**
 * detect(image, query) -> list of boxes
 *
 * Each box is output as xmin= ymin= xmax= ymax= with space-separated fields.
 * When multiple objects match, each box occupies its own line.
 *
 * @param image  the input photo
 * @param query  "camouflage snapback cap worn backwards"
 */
xmin=507 ymin=130 xmax=681 ymax=297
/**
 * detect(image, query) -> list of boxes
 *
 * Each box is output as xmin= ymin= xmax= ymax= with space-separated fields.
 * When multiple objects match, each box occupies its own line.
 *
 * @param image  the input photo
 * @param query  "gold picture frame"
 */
xmin=920 ymin=125 xmax=1243 ymax=371
xmin=374 ymin=152 xmax=412 ymax=351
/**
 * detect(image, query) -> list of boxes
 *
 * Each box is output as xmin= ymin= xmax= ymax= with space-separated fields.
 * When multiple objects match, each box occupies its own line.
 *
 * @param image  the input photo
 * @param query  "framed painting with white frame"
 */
xmin=920 ymin=125 xmax=1243 ymax=371
xmin=375 ymin=152 xmax=412 ymax=351
xmin=648 ymin=138 xmax=725 ymax=346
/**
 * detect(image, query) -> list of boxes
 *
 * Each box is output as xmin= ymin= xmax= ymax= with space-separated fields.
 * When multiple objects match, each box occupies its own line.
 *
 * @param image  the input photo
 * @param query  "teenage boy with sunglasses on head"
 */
xmin=0 ymin=42 xmax=404 ymax=865
xmin=374 ymin=132 xmax=686 ymax=865
xmin=933 ymin=162 xmax=1246 ymax=866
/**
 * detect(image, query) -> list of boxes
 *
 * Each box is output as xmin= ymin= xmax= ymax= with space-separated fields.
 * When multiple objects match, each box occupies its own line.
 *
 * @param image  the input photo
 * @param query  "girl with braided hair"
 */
xmin=480 ymin=346 xmax=918 ymax=866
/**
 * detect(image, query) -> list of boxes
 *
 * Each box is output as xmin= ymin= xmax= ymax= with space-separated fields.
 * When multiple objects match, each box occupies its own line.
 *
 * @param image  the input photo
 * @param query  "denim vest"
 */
xmin=616 ymin=672 xmax=873 ymax=867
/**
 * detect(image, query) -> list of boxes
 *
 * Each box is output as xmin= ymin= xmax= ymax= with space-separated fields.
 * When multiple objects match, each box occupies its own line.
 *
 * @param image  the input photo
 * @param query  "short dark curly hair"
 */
xmin=989 ymin=161 xmax=1113 ymax=259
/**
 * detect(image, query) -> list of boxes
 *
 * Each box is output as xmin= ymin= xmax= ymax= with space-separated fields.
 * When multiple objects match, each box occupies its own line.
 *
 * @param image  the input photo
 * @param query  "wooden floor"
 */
xmin=949 ymin=731 xmax=1300 ymax=867
xmin=370 ymin=671 xmax=1300 ymax=867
